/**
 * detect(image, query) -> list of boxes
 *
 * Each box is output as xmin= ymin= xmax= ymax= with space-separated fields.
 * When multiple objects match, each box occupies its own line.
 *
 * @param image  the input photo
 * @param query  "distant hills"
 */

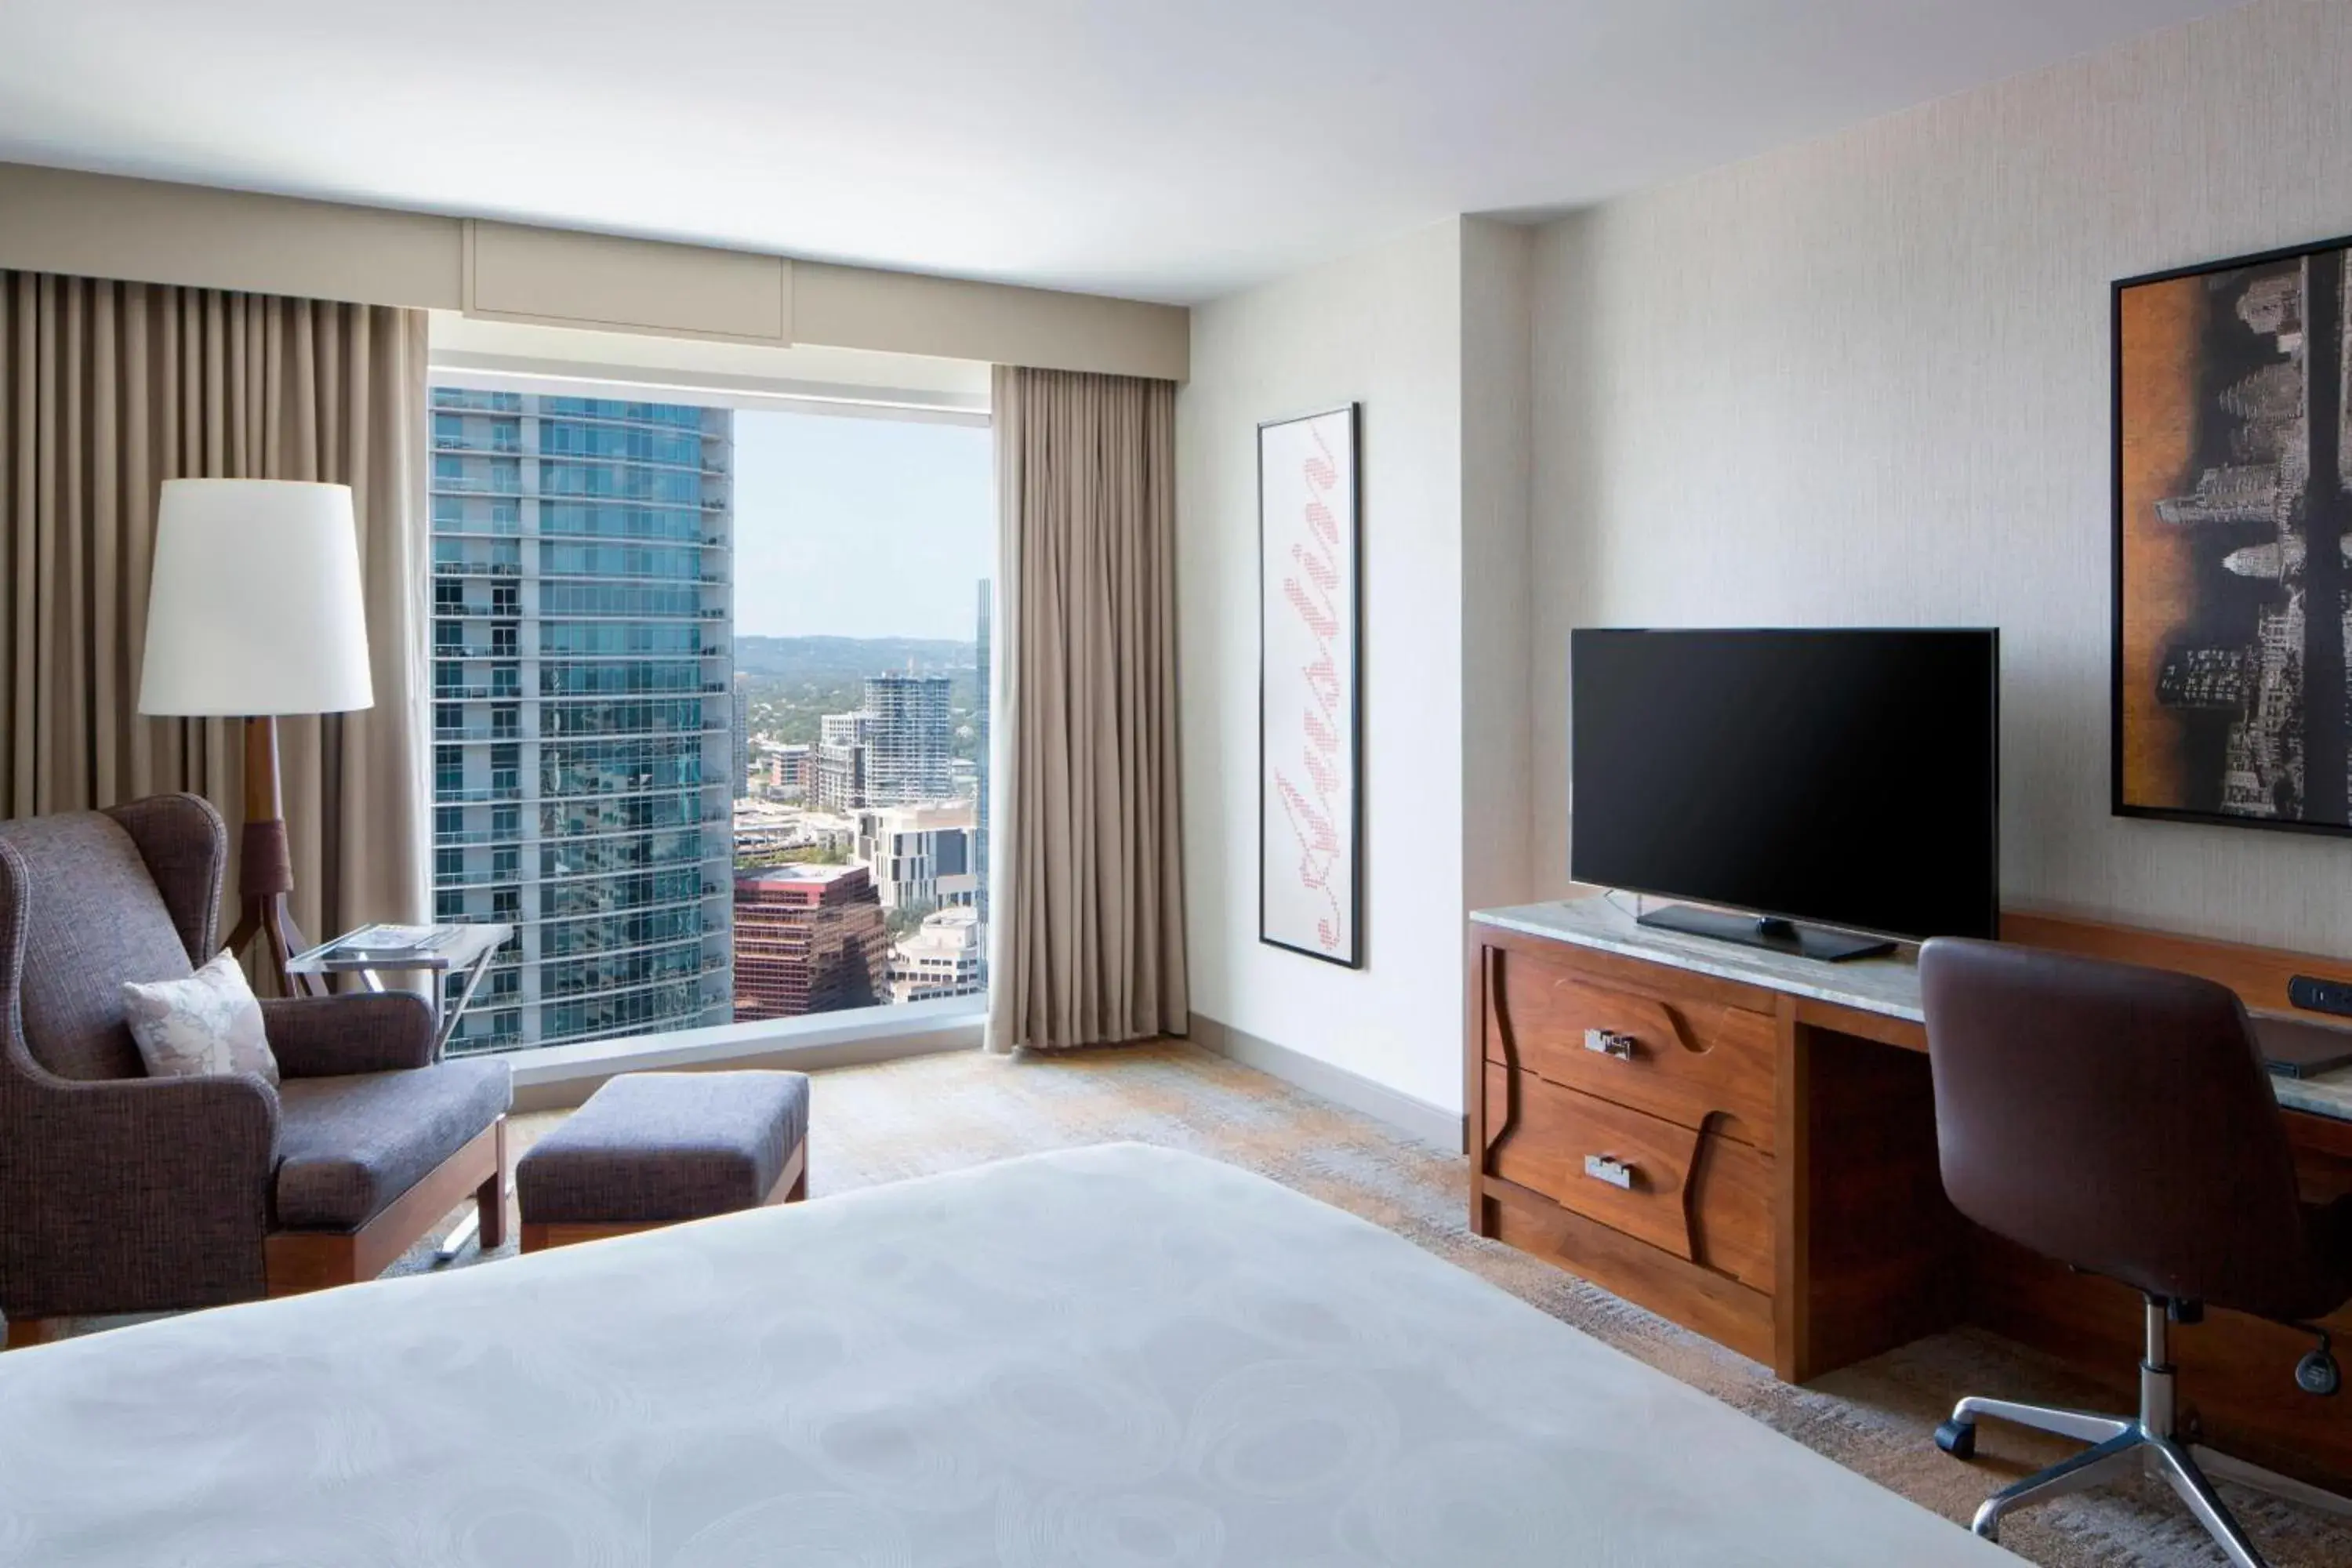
xmin=733 ymin=635 xmax=982 ymax=757
xmin=733 ymin=635 xmax=975 ymax=682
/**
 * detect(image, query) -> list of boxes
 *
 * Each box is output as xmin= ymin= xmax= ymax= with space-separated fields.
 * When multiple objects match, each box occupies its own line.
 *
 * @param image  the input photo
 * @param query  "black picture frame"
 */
xmin=2112 ymin=230 xmax=2352 ymax=837
xmin=1258 ymin=402 xmax=1364 ymax=967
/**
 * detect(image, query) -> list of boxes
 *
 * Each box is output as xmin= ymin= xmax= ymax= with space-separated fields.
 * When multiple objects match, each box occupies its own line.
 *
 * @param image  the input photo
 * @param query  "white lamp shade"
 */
xmin=138 ymin=479 xmax=375 ymax=717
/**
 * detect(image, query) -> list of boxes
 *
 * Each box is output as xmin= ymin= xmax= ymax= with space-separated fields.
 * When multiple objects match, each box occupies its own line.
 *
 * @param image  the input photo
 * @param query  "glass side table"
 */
xmin=286 ymin=922 xmax=516 ymax=1056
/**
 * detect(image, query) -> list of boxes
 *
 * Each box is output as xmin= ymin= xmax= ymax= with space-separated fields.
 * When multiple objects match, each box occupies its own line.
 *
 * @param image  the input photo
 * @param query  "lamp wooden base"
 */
xmin=223 ymin=714 xmax=307 ymax=996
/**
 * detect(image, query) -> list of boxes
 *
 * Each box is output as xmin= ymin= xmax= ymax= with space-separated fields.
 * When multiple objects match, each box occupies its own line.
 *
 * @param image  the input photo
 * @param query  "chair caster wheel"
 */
xmin=1935 ymin=1418 xmax=1977 ymax=1459
xmin=2296 ymin=1345 xmax=2341 ymax=1396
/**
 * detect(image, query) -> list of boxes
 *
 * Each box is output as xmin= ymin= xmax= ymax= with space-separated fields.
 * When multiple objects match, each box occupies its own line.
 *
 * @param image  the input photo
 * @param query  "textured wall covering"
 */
xmin=1530 ymin=0 xmax=2352 ymax=949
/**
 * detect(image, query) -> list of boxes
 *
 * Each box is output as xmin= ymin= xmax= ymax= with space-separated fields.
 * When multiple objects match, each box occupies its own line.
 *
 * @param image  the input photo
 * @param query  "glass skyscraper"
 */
xmin=860 ymin=674 xmax=953 ymax=803
xmin=429 ymin=389 xmax=736 ymax=1053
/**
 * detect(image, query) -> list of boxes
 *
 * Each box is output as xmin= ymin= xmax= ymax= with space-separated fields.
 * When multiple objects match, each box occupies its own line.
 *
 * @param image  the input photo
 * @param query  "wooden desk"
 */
xmin=1467 ymin=898 xmax=2352 ymax=1486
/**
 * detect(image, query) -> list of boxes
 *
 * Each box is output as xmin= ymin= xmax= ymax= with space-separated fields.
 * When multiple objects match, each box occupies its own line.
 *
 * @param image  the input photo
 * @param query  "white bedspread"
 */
xmin=0 ymin=1143 xmax=2013 ymax=1565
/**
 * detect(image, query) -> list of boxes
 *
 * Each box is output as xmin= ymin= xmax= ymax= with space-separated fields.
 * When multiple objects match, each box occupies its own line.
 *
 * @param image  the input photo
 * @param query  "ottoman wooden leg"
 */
xmin=475 ymin=1117 xmax=509 ymax=1252
xmin=524 ymin=1221 xmax=662 ymax=1252
xmin=773 ymin=1140 xmax=808 ymax=1204
xmin=3 ymin=1317 xmax=59 ymax=1350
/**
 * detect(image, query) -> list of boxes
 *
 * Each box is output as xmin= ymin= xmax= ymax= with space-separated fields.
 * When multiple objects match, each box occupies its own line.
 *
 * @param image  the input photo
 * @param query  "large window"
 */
xmin=427 ymin=386 xmax=991 ymax=1054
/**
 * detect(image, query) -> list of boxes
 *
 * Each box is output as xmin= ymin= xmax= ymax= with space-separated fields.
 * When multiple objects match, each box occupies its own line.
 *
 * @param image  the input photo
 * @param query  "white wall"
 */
xmin=1531 ymin=0 xmax=2352 ymax=951
xmin=1180 ymin=219 xmax=1468 ymax=1116
xmin=1461 ymin=219 xmax=1537 ymax=919
xmin=1181 ymin=215 xmax=1535 ymax=1123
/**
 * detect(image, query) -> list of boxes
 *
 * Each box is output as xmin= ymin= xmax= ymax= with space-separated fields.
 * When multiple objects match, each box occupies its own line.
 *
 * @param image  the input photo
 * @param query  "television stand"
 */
xmin=1634 ymin=902 xmax=1895 ymax=962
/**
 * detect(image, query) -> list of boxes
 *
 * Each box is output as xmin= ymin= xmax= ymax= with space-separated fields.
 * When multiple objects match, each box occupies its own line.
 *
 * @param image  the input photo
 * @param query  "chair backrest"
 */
xmin=1918 ymin=937 xmax=2328 ymax=1321
xmin=0 ymin=800 xmax=220 ymax=1082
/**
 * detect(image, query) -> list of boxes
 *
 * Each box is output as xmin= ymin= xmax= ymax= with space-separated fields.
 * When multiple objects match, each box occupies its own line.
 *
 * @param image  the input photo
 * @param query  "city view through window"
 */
xmin=428 ymin=387 xmax=991 ymax=1054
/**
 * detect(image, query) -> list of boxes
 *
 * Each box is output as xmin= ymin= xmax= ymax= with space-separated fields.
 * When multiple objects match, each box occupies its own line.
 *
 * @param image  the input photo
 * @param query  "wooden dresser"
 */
xmin=1467 ymin=898 xmax=2352 ymax=1484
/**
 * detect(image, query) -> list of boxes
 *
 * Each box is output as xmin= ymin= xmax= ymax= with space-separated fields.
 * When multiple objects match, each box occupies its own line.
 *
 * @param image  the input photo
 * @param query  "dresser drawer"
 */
xmin=1485 ymin=1065 xmax=1774 ymax=1293
xmin=1483 ymin=946 xmax=1775 ymax=1151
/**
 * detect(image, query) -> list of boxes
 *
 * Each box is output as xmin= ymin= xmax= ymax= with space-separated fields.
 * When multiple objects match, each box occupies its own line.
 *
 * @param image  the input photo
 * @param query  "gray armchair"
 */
xmin=0 ymin=794 xmax=510 ymax=1347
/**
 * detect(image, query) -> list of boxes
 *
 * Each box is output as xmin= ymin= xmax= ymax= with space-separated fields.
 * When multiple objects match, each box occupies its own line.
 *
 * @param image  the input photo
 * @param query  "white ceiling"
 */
xmin=0 ymin=0 xmax=2238 ymax=305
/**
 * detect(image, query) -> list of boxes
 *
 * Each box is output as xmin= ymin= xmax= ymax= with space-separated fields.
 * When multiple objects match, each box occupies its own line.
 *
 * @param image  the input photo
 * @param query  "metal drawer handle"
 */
xmin=1583 ymin=1028 xmax=1637 ymax=1061
xmin=1583 ymin=1154 xmax=1635 ymax=1190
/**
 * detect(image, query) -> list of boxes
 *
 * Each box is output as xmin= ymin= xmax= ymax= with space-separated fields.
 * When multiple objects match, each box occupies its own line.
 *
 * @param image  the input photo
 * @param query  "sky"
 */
xmin=731 ymin=408 xmax=993 ymax=641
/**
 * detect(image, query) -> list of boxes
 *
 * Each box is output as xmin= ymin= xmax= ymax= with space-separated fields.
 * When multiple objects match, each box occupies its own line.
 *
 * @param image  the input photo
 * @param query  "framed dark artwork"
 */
xmin=1259 ymin=404 xmax=1363 ymax=967
xmin=2114 ymin=233 xmax=2352 ymax=835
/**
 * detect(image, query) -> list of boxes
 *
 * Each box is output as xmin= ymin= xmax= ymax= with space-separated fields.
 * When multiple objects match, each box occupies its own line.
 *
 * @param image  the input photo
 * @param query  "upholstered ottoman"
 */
xmin=516 ymin=1070 xmax=809 ymax=1253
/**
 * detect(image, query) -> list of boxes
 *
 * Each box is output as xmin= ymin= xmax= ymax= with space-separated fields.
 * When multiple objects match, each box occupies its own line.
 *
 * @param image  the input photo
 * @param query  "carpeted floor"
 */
xmin=93 ymin=1040 xmax=2352 ymax=1564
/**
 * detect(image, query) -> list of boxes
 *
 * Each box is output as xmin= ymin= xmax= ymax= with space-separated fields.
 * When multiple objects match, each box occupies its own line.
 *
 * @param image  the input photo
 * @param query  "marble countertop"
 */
xmin=1472 ymin=898 xmax=2352 ymax=1126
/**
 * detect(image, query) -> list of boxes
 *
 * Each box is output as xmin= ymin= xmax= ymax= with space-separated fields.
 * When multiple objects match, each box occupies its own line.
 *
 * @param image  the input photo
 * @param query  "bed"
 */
xmin=0 ymin=1142 xmax=2013 ymax=1565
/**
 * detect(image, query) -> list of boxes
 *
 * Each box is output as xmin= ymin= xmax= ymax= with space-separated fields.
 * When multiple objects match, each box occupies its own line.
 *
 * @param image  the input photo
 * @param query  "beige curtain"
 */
xmin=0 ymin=271 xmax=430 ymax=942
xmin=987 ymin=365 xmax=1186 ymax=1051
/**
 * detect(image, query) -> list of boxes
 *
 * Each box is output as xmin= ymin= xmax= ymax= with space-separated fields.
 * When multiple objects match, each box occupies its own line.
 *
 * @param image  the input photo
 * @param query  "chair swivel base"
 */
xmin=1935 ymin=1302 xmax=2352 ymax=1568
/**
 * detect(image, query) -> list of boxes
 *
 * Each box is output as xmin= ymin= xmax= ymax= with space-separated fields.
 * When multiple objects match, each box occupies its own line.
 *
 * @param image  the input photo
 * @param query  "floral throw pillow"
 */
xmin=121 ymin=951 xmax=281 ymax=1087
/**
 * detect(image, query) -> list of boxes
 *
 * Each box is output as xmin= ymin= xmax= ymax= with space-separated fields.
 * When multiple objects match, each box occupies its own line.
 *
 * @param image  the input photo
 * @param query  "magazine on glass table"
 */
xmin=328 ymin=924 xmax=461 ymax=963
xmin=291 ymin=924 xmax=510 ymax=974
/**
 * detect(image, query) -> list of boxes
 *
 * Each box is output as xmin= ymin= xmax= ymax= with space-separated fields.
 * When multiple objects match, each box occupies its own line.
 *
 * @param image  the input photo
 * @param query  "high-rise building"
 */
xmin=733 ymin=864 xmax=888 ymax=1018
xmin=815 ymin=710 xmax=869 ymax=811
xmin=855 ymin=800 xmax=976 ymax=910
xmin=428 ymin=389 xmax=735 ymax=1053
xmin=766 ymin=742 xmax=811 ymax=797
xmin=864 ymin=674 xmax=953 ymax=803
xmin=811 ymin=677 xmax=949 ymax=811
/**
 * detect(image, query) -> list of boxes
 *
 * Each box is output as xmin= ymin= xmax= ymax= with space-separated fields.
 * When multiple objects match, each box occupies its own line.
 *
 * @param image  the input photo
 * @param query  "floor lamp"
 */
xmin=138 ymin=478 xmax=375 ymax=995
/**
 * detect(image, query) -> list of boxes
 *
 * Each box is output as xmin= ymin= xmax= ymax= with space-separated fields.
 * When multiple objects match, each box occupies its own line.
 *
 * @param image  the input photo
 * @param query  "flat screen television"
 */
xmin=1570 ymin=628 xmax=1999 ymax=960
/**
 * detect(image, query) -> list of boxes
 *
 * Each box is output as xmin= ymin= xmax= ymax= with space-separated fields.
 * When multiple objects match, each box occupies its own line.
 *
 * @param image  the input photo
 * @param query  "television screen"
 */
xmin=1570 ymin=629 xmax=1999 ymax=943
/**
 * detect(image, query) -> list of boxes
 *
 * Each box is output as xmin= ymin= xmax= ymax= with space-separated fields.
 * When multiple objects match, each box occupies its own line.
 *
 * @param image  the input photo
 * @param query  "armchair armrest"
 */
xmin=262 ymin=993 xmax=437 ymax=1077
xmin=1 ymin=1071 xmax=278 ymax=1316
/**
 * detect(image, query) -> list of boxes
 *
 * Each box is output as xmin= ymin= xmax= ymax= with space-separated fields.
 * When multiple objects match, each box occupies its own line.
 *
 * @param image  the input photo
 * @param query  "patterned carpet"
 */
xmin=103 ymin=1041 xmax=2352 ymax=1563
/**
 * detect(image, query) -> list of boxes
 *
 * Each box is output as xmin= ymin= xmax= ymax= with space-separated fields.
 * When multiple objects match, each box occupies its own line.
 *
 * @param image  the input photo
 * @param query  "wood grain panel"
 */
xmin=2004 ymin=910 xmax=2352 ymax=1018
xmin=1790 ymin=994 xmax=1926 ymax=1054
xmin=1686 ymin=1115 xmax=1777 ymax=1289
xmin=2288 ymin=1110 xmax=2352 ymax=1200
xmin=1486 ymin=945 xmax=1776 ymax=1149
xmin=1 ymin=1319 xmax=58 ymax=1351
xmin=1773 ymin=996 xmax=1809 ymax=1382
xmin=1466 ymin=935 xmax=1497 ymax=1239
xmin=1487 ymin=1065 xmax=1773 ymax=1291
xmin=1794 ymin=1023 xmax=1965 ymax=1377
xmin=1483 ymin=1176 xmax=1776 ymax=1365
xmin=1480 ymin=923 xmax=1784 ymax=1014
xmin=1489 ymin=1065 xmax=1697 ymax=1258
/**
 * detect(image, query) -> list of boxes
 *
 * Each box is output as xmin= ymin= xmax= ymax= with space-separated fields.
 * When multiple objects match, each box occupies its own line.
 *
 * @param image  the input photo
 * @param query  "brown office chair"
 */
xmin=1918 ymin=937 xmax=2352 ymax=1566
